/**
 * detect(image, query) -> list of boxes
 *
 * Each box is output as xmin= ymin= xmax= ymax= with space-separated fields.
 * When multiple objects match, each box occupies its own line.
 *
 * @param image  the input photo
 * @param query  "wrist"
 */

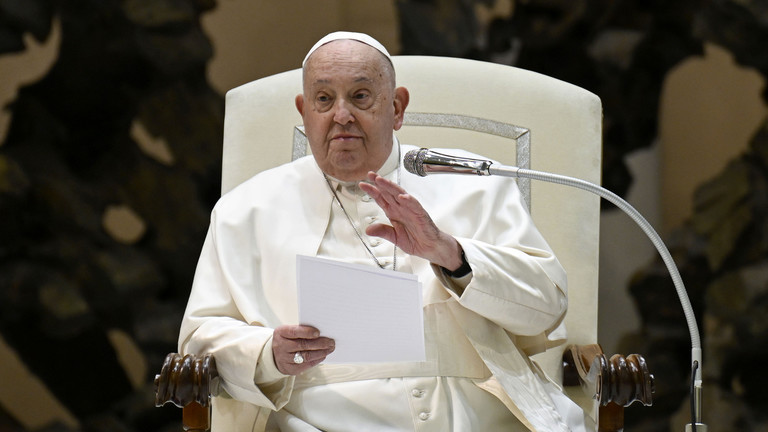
xmin=442 ymin=247 xmax=472 ymax=278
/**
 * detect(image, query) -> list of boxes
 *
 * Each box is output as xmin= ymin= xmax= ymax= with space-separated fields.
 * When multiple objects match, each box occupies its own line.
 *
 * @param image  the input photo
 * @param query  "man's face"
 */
xmin=296 ymin=40 xmax=408 ymax=182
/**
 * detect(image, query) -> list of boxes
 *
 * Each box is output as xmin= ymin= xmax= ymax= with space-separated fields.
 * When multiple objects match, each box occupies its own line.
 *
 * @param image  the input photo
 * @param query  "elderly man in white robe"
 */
xmin=178 ymin=32 xmax=592 ymax=431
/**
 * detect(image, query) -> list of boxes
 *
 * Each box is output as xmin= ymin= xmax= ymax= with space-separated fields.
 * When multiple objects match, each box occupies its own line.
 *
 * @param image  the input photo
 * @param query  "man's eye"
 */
xmin=315 ymin=95 xmax=333 ymax=110
xmin=353 ymin=93 xmax=373 ymax=108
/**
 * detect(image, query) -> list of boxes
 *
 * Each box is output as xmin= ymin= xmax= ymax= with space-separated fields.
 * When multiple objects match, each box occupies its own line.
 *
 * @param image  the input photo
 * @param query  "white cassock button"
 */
xmin=411 ymin=389 xmax=423 ymax=398
xmin=418 ymin=412 xmax=430 ymax=421
xmin=361 ymin=194 xmax=372 ymax=202
xmin=370 ymin=238 xmax=382 ymax=247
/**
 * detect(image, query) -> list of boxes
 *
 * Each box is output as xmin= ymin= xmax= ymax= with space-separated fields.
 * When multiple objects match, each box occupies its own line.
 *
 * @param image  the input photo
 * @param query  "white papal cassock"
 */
xmin=179 ymin=139 xmax=592 ymax=431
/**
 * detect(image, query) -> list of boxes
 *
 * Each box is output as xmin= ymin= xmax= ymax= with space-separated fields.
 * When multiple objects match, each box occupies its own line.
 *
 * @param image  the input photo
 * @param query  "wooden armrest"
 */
xmin=154 ymin=347 xmax=652 ymax=431
xmin=154 ymin=353 xmax=219 ymax=432
xmin=563 ymin=344 xmax=654 ymax=432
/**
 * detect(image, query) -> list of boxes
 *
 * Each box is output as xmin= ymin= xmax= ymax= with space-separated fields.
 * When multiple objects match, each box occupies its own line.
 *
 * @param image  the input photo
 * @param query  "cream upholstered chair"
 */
xmin=156 ymin=56 xmax=653 ymax=431
xmin=222 ymin=54 xmax=600 ymax=417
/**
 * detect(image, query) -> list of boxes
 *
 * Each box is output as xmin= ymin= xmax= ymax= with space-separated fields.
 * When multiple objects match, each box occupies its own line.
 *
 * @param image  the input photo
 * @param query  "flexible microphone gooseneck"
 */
xmin=404 ymin=148 xmax=706 ymax=431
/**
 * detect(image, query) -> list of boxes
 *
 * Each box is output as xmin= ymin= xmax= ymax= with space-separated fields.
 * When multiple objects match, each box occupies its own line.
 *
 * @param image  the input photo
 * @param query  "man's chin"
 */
xmin=328 ymin=169 xmax=368 ymax=183
xmin=325 ymin=155 xmax=365 ymax=178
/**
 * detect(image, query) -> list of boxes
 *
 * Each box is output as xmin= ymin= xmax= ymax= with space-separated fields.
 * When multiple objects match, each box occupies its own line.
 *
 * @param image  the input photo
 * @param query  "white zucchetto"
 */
xmin=302 ymin=31 xmax=392 ymax=67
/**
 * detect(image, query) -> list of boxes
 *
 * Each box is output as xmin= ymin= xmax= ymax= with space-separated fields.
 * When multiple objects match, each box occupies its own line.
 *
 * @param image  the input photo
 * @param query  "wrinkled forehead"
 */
xmin=302 ymin=40 xmax=395 ymax=89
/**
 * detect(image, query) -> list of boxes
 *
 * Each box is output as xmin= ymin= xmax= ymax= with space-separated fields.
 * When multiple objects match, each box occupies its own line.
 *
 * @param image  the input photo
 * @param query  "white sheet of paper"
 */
xmin=297 ymin=255 xmax=425 ymax=364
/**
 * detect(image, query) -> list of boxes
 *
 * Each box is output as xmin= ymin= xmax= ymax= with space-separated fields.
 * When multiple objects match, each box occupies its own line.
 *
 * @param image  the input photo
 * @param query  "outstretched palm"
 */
xmin=359 ymin=172 xmax=463 ymax=271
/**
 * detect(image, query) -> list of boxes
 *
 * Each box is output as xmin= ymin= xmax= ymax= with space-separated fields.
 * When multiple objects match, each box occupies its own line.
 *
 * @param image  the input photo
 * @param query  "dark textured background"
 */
xmin=1 ymin=0 xmax=767 ymax=430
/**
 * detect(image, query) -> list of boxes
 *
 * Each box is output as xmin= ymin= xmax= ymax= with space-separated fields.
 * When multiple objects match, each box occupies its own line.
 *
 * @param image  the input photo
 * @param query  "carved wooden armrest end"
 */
xmin=155 ymin=353 xmax=220 ymax=432
xmin=154 ymin=352 xmax=219 ymax=408
xmin=563 ymin=344 xmax=655 ymax=432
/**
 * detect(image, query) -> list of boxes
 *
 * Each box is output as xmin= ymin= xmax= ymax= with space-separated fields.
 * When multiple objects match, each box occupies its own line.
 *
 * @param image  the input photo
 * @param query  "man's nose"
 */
xmin=332 ymin=99 xmax=354 ymax=124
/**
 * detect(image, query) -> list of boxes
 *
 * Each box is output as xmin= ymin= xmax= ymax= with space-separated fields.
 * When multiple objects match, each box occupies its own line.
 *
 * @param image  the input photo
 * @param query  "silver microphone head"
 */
xmin=404 ymin=148 xmax=428 ymax=176
xmin=403 ymin=148 xmax=493 ymax=176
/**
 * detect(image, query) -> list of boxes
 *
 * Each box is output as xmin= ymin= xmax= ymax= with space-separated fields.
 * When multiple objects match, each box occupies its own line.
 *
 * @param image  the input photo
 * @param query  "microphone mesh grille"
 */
xmin=403 ymin=148 xmax=427 ymax=176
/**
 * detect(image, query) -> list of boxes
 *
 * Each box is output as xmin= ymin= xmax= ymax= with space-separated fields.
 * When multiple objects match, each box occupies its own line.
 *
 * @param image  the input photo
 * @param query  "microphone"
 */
xmin=403 ymin=147 xmax=705 ymax=429
xmin=404 ymin=148 xmax=494 ymax=177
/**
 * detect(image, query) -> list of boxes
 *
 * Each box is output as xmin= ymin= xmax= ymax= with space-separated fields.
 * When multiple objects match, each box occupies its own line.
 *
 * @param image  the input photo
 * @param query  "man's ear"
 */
xmin=295 ymin=94 xmax=305 ymax=116
xmin=392 ymin=86 xmax=410 ymax=131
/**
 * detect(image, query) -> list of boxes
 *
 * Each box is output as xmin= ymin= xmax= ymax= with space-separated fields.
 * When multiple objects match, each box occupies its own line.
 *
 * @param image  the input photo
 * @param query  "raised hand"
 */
xmin=358 ymin=171 xmax=464 ymax=272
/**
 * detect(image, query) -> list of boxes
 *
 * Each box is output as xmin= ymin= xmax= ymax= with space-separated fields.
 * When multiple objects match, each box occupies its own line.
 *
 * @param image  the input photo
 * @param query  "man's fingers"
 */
xmin=364 ymin=176 xmax=410 ymax=208
xmin=361 ymin=172 xmax=402 ymax=201
xmin=275 ymin=324 xmax=320 ymax=340
xmin=295 ymin=345 xmax=336 ymax=366
xmin=297 ymin=336 xmax=335 ymax=353
xmin=273 ymin=326 xmax=336 ymax=375
xmin=368 ymin=171 xmax=406 ymax=194
xmin=283 ymin=339 xmax=335 ymax=370
xmin=360 ymin=175 xmax=423 ymax=219
xmin=365 ymin=223 xmax=395 ymax=243
xmin=273 ymin=326 xmax=333 ymax=352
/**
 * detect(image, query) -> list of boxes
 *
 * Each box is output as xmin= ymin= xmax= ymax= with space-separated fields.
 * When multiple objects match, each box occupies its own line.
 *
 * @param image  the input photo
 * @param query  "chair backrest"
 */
xmin=221 ymin=55 xmax=602 ymax=412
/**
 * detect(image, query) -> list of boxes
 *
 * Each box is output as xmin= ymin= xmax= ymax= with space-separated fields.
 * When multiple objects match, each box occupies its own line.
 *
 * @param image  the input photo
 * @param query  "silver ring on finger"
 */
xmin=293 ymin=352 xmax=305 ymax=364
